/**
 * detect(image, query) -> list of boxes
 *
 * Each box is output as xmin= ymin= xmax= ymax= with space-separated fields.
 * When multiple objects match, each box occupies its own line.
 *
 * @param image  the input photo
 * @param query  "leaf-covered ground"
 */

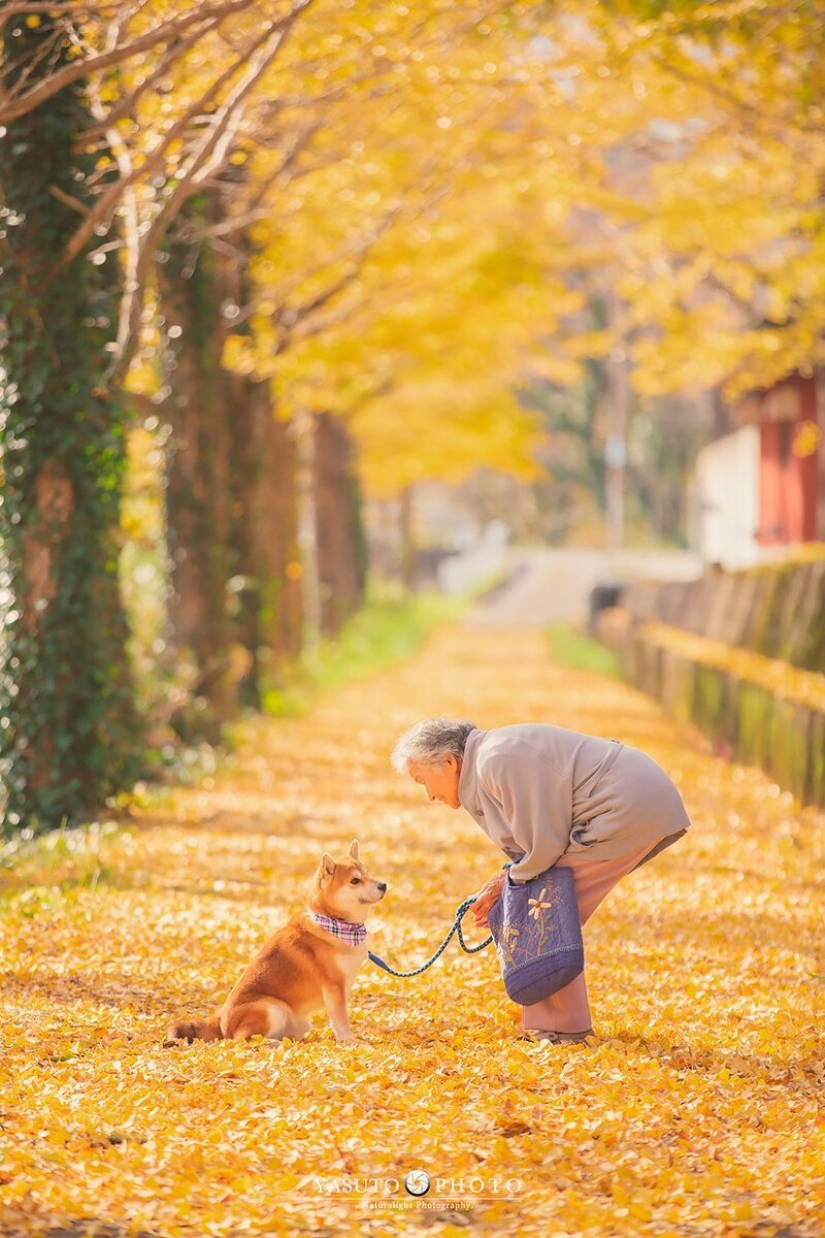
xmin=1 ymin=626 xmax=823 ymax=1238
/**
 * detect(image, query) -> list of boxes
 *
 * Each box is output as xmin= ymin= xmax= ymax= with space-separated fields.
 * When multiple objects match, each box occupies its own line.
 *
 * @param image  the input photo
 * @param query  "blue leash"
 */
xmin=368 ymin=896 xmax=493 ymax=978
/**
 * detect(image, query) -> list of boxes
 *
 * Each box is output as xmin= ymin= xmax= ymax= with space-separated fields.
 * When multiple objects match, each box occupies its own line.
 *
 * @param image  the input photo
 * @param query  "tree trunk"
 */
xmin=159 ymin=222 xmax=236 ymax=735
xmin=604 ymin=288 xmax=628 ymax=550
xmin=0 ymin=15 xmax=139 ymax=831
xmin=160 ymin=191 xmax=305 ymax=725
xmin=294 ymin=406 xmax=323 ymax=659
xmin=314 ymin=413 xmax=367 ymax=632
xmin=397 ymin=486 xmax=418 ymax=593
xmin=229 ymin=379 xmax=303 ymax=704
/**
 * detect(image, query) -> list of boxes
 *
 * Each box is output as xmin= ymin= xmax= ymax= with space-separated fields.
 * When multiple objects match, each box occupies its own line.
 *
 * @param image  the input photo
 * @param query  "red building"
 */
xmin=737 ymin=371 xmax=824 ymax=546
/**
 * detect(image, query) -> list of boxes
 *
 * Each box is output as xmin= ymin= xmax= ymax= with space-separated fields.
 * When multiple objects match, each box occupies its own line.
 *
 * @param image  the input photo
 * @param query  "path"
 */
xmin=469 ymin=546 xmax=702 ymax=626
xmin=1 ymin=626 xmax=823 ymax=1238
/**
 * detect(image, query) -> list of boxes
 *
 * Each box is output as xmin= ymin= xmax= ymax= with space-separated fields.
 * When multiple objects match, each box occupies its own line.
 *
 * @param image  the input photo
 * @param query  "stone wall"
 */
xmin=617 ymin=551 xmax=825 ymax=673
xmin=595 ymin=549 xmax=825 ymax=807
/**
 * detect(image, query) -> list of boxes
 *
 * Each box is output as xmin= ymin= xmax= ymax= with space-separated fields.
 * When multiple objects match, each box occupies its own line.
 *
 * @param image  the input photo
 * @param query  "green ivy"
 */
xmin=0 ymin=15 xmax=142 ymax=834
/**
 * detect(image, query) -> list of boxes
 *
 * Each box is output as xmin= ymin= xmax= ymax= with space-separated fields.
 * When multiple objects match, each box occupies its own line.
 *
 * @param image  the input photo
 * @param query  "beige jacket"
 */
xmin=458 ymin=725 xmax=690 ymax=882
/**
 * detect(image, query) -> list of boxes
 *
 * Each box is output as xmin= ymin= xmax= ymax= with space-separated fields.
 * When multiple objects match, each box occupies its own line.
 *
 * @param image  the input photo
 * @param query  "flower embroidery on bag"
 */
xmin=500 ymin=924 xmax=521 ymax=966
xmin=528 ymin=886 xmax=554 ymax=920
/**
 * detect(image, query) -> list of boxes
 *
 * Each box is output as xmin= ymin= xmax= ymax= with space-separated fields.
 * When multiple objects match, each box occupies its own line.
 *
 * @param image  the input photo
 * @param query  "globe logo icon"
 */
xmin=404 ymin=1170 xmax=431 ymax=1197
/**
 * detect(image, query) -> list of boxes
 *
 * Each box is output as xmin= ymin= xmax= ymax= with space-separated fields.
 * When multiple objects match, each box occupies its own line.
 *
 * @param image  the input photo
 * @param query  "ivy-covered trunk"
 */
xmin=0 ymin=16 xmax=139 ymax=833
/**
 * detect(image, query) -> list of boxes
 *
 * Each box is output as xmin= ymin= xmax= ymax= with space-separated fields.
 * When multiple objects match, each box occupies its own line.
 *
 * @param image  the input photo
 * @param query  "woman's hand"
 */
xmin=471 ymin=869 xmax=508 ymax=927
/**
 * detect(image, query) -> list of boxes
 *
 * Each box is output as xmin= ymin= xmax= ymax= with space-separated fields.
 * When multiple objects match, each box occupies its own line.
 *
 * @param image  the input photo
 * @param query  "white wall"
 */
xmin=694 ymin=426 xmax=761 ymax=569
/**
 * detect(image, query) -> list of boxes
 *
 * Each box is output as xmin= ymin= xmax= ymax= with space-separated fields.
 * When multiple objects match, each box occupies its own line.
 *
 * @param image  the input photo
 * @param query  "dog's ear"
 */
xmin=349 ymin=840 xmax=360 ymax=860
xmin=317 ymin=853 xmax=335 ymax=884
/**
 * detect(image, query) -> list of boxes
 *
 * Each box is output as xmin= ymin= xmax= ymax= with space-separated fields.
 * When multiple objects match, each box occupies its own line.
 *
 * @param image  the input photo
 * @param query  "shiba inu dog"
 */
xmin=166 ymin=841 xmax=387 ymax=1044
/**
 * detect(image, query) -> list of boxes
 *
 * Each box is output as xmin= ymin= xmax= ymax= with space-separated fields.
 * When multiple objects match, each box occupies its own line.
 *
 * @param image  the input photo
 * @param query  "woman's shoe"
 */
xmin=522 ymin=1028 xmax=593 ymax=1044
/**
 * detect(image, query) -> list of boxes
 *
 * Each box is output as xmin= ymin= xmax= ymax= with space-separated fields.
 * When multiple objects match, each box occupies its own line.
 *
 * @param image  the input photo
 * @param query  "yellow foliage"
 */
xmin=68 ymin=0 xmax=825 ymax=464
xmin=215 ymin=6 xmax=593 ymax=495
xmin=1 ymin=626 xmax=824 ymax=1237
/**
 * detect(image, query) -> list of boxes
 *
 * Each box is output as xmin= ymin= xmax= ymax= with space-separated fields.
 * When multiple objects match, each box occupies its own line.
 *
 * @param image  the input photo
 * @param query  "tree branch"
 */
xmin=0 ymin=0 xmax=263 ymax=123
xmin=102 ymin=0 xmax=317 ymax=387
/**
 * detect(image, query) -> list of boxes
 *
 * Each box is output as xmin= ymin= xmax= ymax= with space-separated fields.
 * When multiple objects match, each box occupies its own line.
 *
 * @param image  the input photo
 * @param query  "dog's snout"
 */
xmin=376 ymin=881 xmax=388 ymax=893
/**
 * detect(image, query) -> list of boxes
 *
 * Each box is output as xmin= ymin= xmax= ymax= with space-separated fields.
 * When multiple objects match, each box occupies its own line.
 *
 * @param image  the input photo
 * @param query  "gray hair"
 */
xmin=391 ymin=718 xmax=477 ymax=773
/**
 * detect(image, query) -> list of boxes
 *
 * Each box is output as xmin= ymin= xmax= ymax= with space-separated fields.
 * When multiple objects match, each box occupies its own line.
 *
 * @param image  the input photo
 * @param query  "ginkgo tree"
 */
xmin=577 ymin=0 xmax=825 ymax=399
xmin=0 ymin=0 xmax=331 ymax=830
xmin=213 ymin=6 xmax=599 ymax=611
xmin=130 ymin=0 xmax=556 ymax=709
xmin=2 ymin=0 xmax=543 ymax=826
xmin=4 ymin=0 xmax=825 ymax=833
xmin=221 ymin=6 xmax=601 ymax=493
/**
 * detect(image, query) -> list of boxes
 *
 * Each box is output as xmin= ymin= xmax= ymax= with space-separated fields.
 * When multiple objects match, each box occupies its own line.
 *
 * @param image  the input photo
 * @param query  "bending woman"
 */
xmin=392 ymin=718 xmax=690 ymax=1044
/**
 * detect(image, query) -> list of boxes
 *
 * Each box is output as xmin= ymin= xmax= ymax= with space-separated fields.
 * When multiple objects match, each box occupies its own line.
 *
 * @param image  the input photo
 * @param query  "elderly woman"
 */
xmin=392 ymin=718 xmax=690 ymax=1044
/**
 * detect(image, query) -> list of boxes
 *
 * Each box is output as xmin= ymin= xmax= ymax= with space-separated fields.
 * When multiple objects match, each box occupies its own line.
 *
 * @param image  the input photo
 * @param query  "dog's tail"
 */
xmin=166 ymin=1012 xmax=223 ymax=1044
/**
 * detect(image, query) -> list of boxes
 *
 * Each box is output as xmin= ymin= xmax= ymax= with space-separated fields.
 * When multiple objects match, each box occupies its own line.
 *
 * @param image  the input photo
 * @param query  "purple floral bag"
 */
xmin=487 ymin=866 xmax=584 ymax=1005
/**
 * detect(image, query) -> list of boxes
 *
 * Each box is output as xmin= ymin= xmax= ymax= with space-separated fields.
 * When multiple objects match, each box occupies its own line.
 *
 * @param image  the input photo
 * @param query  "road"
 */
xmin=467 ymin=545 xmax=703 ymax=627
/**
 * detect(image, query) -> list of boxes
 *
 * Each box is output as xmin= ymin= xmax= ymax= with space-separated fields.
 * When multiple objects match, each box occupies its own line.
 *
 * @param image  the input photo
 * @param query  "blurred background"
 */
xmin=1 ymin=0 xmax=824 ymax=831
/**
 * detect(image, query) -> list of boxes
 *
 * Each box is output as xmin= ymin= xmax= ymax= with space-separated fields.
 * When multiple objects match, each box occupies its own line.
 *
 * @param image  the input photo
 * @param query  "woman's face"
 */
xmin=407 ymin=754 xmax=462 ymax=809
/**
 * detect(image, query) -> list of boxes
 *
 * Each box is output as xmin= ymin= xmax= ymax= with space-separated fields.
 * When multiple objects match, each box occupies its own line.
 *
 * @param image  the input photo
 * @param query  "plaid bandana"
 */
xmin=308 ymin=912 xmax=367 ymax=946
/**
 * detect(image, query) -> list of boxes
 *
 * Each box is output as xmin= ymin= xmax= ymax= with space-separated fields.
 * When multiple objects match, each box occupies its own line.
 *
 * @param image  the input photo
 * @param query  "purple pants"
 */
xmin=521 ymin=834 xmax=684 ymax=1034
